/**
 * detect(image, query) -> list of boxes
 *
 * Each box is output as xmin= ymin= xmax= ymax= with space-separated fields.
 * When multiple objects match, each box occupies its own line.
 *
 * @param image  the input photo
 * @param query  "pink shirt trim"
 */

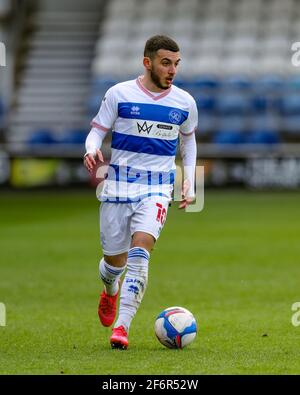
xmin=91 ymin=121 xmax=110 ymax=132
xmin=136 ymin=77 xmax=172 ymax=101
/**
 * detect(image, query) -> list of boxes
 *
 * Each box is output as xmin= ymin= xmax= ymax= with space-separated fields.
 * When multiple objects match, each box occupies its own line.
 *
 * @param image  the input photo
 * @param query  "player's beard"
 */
xmin=150 ymin=68 xmax=169 ymax=90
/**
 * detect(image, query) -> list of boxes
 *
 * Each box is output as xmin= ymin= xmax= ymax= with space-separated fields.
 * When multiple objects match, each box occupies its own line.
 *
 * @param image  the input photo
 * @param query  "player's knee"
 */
xmin=104 ymin=253 xmax=127 ymax=267
xmin=131 ymin=232 xmax=155 ymax=252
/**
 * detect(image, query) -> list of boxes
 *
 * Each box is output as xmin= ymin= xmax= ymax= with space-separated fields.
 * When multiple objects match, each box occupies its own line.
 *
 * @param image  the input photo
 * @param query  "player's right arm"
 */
xmin=84 ymin=86 xmax=118 ymax=173
xmin=84 ymin=128 xmax=105 ymax=173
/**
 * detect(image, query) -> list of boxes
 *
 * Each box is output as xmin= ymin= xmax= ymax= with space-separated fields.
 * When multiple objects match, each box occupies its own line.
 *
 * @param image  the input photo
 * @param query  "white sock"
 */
xmin=114 ymin=247 xmax=150 ymax=332
xmin=99 ymin=258 xmax=126 ymax=296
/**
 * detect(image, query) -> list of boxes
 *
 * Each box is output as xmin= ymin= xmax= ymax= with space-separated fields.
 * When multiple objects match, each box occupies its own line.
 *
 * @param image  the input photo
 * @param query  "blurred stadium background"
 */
xmin=1 ymin=0 xmax=300 ymax=188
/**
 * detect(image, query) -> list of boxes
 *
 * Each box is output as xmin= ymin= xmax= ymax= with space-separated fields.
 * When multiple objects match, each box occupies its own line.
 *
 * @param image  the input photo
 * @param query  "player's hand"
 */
xmin=179 ymin=179 xmax=195 ymax=209
xmin=83 ymin=149 xmax=104 ymax=173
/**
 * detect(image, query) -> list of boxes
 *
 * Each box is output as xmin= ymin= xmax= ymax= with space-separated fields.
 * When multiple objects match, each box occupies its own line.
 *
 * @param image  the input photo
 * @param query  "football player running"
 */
xmin=84 ymin=35 xmax=198 ymax=349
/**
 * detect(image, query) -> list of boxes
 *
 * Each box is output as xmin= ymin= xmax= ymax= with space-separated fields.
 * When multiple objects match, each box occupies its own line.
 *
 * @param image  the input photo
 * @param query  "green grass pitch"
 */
xmin=1 ymin=189 xmax=300 ymax=374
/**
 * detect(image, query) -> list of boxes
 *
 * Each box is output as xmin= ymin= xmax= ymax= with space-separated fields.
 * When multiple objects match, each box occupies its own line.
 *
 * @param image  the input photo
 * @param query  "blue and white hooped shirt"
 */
xmin=91 ymin=77 xmax=198 ymax=203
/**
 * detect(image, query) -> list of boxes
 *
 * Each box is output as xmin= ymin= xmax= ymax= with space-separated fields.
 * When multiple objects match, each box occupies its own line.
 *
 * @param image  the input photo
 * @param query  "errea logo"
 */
xmin=131 ymin=106 xmax=140 ymax=116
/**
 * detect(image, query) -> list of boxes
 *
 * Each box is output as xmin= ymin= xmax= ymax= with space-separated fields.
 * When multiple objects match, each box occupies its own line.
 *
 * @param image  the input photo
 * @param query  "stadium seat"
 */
xmin=286 ymin=76 xmax=300 ymax=91
xmin=228 ymin=36 xmax=257 ymax=54
xmin=27 ymin=129 xmax=57 ymax=145
xmin=216 ymin=92 xmax=252 ymax=116
xmin=255 ymin=55 xmax=288 ymax=75
xmin=196 ymin=37 xmax=224 ymax=55
xmin=190 ymin=54 xmax=221 ymax=75
xmin=245 ymin=131 xmax=280 ymax=145
xmin=59 ymin=129 xmax=88 ymax=144
xmin=250 ymin=114 xmax=280 ymax=132
xmin=197 ymin=114 xmax=216 ymax=135
xmin=280 ymin=94 xmax=300 ymax=115
xmin=87 ymin=94 xmax=101 ymax=117
xmin=252 ymin=75 xmax=285 ymax=92
xmin=194 ymin=93 xmax=216 ymax=112
xmin=190 ymin=76 xmax=220 ymax=90
xmin=251 ymin=93 xmax=281 ymax=113
xmin=217 ymin=115 xmax=248 ymax=133
xmin=221 ymin=76 xmax=252 ymax=91
xmin=282 ymin=115 xmax=300 ymax=134
xmin=213 ymin=130 xmax=246 ymax=145
xmin=222 ymin=55 xmax=255 ymax=75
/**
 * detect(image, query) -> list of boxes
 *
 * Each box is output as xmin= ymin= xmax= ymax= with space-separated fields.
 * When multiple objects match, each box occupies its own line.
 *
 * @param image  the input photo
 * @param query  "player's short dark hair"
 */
xmin=144 ymin=35 xmax=180 ymax=59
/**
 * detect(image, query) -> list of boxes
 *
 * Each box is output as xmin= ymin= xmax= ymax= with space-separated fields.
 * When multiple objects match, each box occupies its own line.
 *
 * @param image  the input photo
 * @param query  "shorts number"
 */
xmin=156 ymin=203 xmax=166 ymax=225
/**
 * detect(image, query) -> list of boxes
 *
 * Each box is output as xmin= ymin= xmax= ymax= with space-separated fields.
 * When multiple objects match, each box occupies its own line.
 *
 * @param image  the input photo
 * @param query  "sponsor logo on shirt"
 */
xmin=137 ymin=121 xmax=153 ymax=134
xmin=157 ymin=124 xmax=173 ymax=130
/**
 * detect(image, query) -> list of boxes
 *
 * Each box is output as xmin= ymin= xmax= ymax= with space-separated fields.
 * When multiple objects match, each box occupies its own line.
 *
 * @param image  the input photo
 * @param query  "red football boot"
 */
xmin=98 ymin=288 xmax=119 ymax=327
xmin=110 ymin=325 xmax=129 ymax=350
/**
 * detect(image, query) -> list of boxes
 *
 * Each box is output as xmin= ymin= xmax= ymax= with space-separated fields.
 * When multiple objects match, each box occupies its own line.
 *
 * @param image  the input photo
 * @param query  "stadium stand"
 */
xmin=4 ymin=0 xmax=300 ymax=151
xmin=7 ymin=0 xmax=105 ymax=147
xmin=0 ymin=0 xmax=11 ymax=133
xmin=89 ymin=0 xmax=300 ymax=148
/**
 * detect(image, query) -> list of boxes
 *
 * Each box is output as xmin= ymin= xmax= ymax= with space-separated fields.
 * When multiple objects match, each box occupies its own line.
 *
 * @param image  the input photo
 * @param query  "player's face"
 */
xmin=150 ymin=50 xmax=181 ymax=90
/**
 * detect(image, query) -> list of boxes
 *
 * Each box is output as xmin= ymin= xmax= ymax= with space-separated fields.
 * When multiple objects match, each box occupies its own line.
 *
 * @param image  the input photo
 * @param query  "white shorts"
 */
xmin=99 ymin=197 xmax=170 ymax=256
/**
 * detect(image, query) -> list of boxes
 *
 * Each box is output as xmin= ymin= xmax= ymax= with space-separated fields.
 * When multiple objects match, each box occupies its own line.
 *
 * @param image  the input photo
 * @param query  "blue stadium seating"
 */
xmin=194 ymin=92 xmax=216 ymax=111
xmin=251 ymin=93 xmax=281 ymax=113
xmin=217 ymin=115 xmax=247 ymax=133
xmin=286 ymin=76 xmax=300 ymax=91
xmin=188 ymin=76 xmax=220 ymax=90
xmin=221 ymin=75 xmax=252 ymax=91
xmin=213 ymin=130 xmax=246 ymax=145
xmin=282 ymin=115 xmax=300 ymax=134
xmin=87 ymin=94 xmax=102 ymax=117
xmin=27 ymin=129 xmax=57 ymax=145
xmin=216 ymin=92 xmax=252 ymax=116
xmin=197 ymin=114 xmax=216 ymax=135
xmin=250 ymin=114 xmax=279 ymax=132
xmin=280 ymin=94 xmax=300 ymax=115
xmin=253 ymin=75 xmax=285 ymax=92
xmin=59 ymin=129 xmax=88 ymax=144
xmin=246 ymin=131 xmax=280 ymax=144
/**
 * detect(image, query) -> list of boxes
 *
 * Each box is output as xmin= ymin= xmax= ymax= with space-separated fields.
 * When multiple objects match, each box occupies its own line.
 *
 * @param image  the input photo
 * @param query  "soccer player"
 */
xmin=84 ymin=35 xmax=198 ymax=349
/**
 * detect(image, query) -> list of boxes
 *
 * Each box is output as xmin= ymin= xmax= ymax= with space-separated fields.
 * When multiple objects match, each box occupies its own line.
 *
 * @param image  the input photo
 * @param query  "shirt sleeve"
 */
xmin=179 ymin=133 xmax=197 ymax=198
xmin=91 ymin=86 xmax=118 ymax=132
xmin=85 ymin=127 xmax=106 ymax=156
xmin=180 ymin=97 xmax=198 ymax=136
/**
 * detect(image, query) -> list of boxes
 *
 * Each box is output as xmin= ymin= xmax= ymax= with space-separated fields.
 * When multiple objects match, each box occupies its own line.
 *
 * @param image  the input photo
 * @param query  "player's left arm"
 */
xmin=178 ymin=97 xmax=198 ymax=209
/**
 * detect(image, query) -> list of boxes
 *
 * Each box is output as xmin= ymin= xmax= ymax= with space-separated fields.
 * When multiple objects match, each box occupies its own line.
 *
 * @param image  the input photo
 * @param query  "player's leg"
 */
xmin=113 ymin=231 xmax=154 ymax=328
xmin=112 ymin=198 xmax=169 ymax=345
xmin=110 ymin=231 xmax=154 ymax=349
xmin=98 ymin=202 xmax=131 ymax=327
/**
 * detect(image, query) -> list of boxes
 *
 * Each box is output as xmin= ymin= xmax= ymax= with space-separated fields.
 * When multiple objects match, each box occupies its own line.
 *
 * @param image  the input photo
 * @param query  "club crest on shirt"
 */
xmin=169 ymin=109 xmax=182 ymax=124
